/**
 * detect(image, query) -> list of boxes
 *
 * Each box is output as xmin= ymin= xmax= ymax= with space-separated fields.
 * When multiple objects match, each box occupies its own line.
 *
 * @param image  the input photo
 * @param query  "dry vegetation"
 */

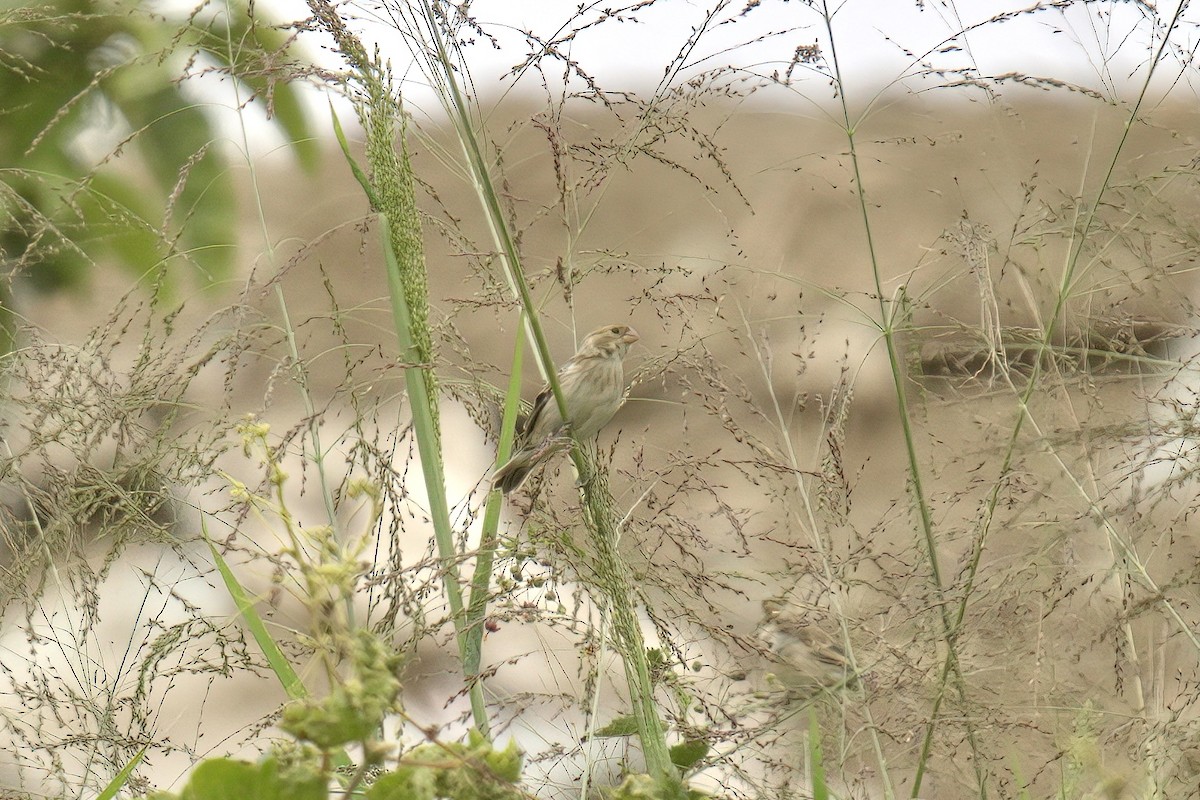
xmin=3 ymin=1 xmax=1200 ymax=798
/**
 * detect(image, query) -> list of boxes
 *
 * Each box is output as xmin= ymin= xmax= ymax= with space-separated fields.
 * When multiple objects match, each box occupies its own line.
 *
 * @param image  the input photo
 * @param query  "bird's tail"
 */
xmin=491 ymin=449 xmax=534 ymax=495
xmin=492 ymin=433 xmax=574 ymax=495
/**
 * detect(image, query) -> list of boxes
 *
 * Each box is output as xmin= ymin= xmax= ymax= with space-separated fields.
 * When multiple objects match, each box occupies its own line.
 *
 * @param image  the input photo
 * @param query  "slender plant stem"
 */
xmin=462 ymin=323 xmax=528 ymax=738
xmin=930 ymin=1 xmax=1192 ymax=781
xmin=219 ymin=0 xmax=348 ymax=628
xmin=737 ymin=303 xmax=896 ymax=799
xmin=411 ymin=0 xmax=676 ymax=778
xmin=818 ymin=3 xmax=986 ymax=795
xmin=313 ymin=8 xmax=491 ymax=731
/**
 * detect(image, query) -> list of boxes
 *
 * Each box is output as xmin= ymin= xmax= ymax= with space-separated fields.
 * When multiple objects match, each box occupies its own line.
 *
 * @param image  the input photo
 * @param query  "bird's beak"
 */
xmin=622 ymin=327 xmax=640 ymax=344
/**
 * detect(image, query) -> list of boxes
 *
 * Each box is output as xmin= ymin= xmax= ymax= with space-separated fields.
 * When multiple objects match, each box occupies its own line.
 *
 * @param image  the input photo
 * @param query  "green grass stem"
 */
xmin=408 ymin=0 xmax=677 ymax=779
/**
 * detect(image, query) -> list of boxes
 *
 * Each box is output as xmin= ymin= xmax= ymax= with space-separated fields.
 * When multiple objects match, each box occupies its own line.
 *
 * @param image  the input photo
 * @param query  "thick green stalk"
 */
xmin=313 ymin=2 xmax=487 ymax=732
xmin=376 ymin=216 xmax=486 ymax=733
xmin=413 ymin=0 xmax=676 ymax=780
xmin=581 ymin=463 xmax=676 ymax=780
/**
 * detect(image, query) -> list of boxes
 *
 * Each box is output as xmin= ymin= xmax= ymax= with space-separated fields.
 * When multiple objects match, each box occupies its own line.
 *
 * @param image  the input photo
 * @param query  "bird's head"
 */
xmin=581 ymin=324 xmax=640 ymax=357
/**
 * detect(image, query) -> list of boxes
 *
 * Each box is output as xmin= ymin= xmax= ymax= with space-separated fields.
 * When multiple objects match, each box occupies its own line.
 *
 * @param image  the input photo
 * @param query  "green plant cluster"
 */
xmin=280 ymin=631 xmax=401 ymax=751
xmin=131 ymin=422 xmax=528 ymax=800
xmin=140 ymin=733 xmax=526 ymax=800
xmin=0 ymin=0 xmax=314 ymax=348
xmin=142 ymin=755 xmax=326 ymax=800
xmin=366 ymin=731 xmax=522 ymax=800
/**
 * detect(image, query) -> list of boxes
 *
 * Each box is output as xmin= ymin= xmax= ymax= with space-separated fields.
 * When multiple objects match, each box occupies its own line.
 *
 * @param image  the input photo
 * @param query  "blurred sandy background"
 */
xmin=6 ymin=91 xmax=1200 ymax=797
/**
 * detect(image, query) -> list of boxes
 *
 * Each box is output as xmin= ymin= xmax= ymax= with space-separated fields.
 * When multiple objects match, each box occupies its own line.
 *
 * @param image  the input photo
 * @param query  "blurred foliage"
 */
xmin=142 ymin=755 xmax=327 ymax=800
xmin=364 ymin=730 xmax=524 ymax=800
xmin=0 ymin=0 xmax=317 ymax=343
xmin=280 ymin=631 xmax=402 ymax=750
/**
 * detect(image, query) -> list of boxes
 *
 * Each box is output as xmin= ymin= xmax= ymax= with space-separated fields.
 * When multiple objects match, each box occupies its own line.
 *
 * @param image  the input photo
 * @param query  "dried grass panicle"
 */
xmin=4 ymin=0 xmax=1200 ymax=797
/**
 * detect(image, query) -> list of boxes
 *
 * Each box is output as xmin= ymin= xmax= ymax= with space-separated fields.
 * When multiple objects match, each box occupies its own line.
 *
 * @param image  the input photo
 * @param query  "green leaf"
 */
xmin=331 ymin=105 xmax=378 ymax=209
xmin=1007 ymin=749 xmax=1033 ymax=800
xmin=592 ymin=715 xmax=641 ymax=738
xmin=98 ymin=743 xmax=148 ymax=800
xmin=234 ymin=22 xmax=316 ymax=171
xmin=204 ymin=522 xmax=307 ymax=700
xmin=366 ymin=734 xmax=523 ymax=800
xmin=196 ymin=9 xmax=318 ymax=171
xmin=365 ymin=768 xmax=432 ymax=800
xmin=121 ymin=89 xmax=236 ymax=283
xmin=281 ymin=688 xmax=380 ymax=750
xmin=808 ymin=708 xmax=828 ymax=800
xmin=177 ymin=757 xmax=326 ymax=800
xmin=80 ymin=172 xmax=166 ymax=279
xmin=0 ymin=0 xmax=312 ymax=303
xmin=480 ymin=735 xmax=523 ymax=783
xmin=608 ymin=773 xmax=692 ymax=800
xmin=591 ymin=715 xmax=668 ymax=739
xmin=668 ymin=739 xmax=709 ymax=772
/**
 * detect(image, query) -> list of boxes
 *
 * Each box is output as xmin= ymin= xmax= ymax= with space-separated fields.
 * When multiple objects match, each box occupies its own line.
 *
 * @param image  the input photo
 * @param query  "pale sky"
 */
xmin=329 ymin=0 xmax=1195 ymax=109
xmin=202 ymin=0 xmax=1198 ymax=158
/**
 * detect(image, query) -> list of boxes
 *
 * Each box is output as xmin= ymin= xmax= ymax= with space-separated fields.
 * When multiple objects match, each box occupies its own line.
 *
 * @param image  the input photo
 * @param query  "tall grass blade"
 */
xmin=462 ymin=323 xmax=527 ymax=736
xmin=204 ymin=522 xmax=307 ymax=701
xmin=808 ymin=709 xmax=829 ymax=800
xmin=97 ymin=744 xmax=147 ymax=800
xmin=376 ymin=216 xmax=484 ymax=721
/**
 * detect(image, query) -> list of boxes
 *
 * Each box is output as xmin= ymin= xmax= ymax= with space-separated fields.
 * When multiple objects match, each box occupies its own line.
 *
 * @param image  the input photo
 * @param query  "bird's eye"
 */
xmin=611 ymin=327 xmax=620 ymax=334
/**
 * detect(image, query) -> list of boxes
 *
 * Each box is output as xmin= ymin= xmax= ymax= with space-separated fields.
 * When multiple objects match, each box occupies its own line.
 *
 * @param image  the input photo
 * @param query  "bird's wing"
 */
xmin=520 ymin=381 xmax=555 ymax=439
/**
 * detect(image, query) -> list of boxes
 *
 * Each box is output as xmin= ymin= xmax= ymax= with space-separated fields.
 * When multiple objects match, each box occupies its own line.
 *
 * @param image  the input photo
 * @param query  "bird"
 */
xmin=759 ymin=598 xmax=856 ymax=691
xmin=491 ymin=324 xmax=639 ymax=495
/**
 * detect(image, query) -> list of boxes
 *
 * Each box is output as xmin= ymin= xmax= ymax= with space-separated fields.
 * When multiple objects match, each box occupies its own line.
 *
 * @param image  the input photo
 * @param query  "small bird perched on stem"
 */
xmin=759 ymin=598 xmax=857 ymax=691
xmin=492 ymin=324 xmax=639 ymax=495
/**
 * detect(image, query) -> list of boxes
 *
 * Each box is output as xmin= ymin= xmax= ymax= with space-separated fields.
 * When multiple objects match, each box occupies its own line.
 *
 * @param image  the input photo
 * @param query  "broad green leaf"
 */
xmin=0 ymin=0 xmax=314 ymax=306
xmin=81 ymin=172 xmax=166 ymax=280
xmin=208 ymin=14 xmax=319 ymax=171
xmin=120 ymin=89 xmax=236 ymax=283
xmin=178 ymin=757 xmax=326 ymax=800
xmin=668 ymin=740 xmax=709 ymax=772
xmin=609 ymin=773 xmax=692 ymax=800
xmin=592 ymin=715 xmax=641 ymax=738
xmin=366 ymin=735 xmax=523 ymax=800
